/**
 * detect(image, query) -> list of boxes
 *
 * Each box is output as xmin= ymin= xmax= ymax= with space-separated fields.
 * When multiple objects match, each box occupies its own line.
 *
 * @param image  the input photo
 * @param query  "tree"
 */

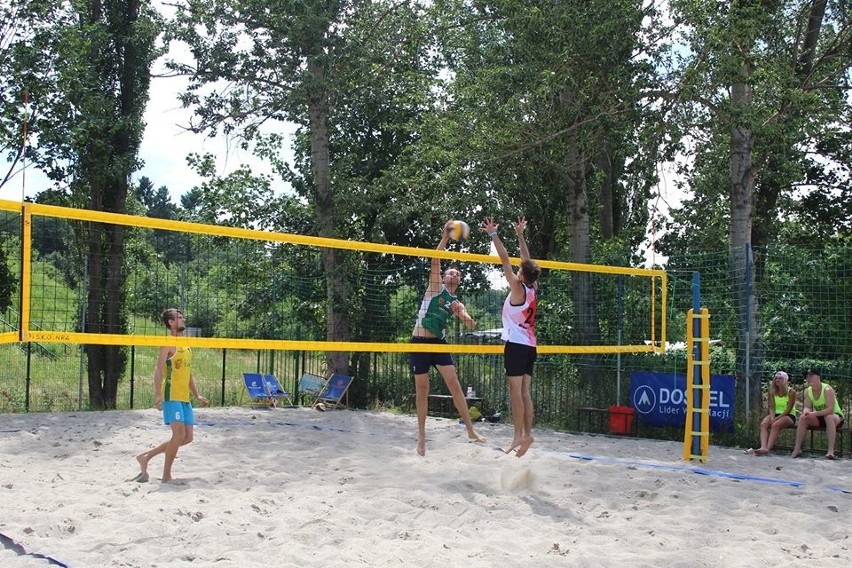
xmin=4 ymin=1 xmax=161 ymax=408
xmin=0 ymin=0 xmax=69 ymax=190
xmin=432 ymin=0 xmax=664 ymax=391
xmin=664 ymin=0 xmax=852 ymax=409
xmin=71 ymin=1 xmax=159 ymax=409
xmin=0 ymin=244 xmax=13 ymax=315
xmin=167 ymin=0 xmax=445 ymax=375
xmin=2 ymin=1 xmax=161 ymax=408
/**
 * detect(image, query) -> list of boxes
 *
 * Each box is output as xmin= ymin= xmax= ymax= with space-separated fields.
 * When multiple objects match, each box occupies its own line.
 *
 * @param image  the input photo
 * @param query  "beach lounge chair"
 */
xmin=315 ymin=373 xmax=354 ymax=410
xmin=262 ymin=374 xmax=293 ymax=407
xmin=243 ymin=372 xmax=272 ymax=407
xmin=243 ymin=372 xmax=292 ymax=408
xmin=298 ymin=372 xmax=328 ymax=407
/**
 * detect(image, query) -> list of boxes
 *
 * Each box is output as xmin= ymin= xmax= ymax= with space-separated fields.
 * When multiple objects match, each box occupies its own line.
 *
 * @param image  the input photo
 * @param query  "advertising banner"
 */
xmin=630 ymin=371 xmax=736 ymax=431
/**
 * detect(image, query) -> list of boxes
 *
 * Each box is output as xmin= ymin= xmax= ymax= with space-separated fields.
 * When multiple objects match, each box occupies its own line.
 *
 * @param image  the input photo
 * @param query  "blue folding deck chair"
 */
xmin=243 ymin=372 xmax=271 ymax=407
xmin=262 ymin=374 xmax=293 ymax=407
xmin=243 ymin=372 xmax=292 ymax=408
xmin=315 ymin=373 xmax=354 ymax=410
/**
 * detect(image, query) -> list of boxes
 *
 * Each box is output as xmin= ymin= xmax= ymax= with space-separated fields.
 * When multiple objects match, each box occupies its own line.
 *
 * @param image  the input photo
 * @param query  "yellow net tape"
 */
xmin=1 ymin=199 xmax=667 ymax=354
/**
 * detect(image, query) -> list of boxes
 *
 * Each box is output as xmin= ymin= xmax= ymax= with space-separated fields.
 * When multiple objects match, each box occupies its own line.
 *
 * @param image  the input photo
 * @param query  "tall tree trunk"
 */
xmin=80 ymin=0 xmax=149 ymax=409
xmin=596 ymin=142 xmax=615 ymax=240
xmin=797 ymin=0 xmax=826 ymax=78
xmin=729 ymin=76 xmax=762 ymax=418
xmin=85 ymin=219 xmax=107 ymax=409
xmin=307 ymin=58 xmax=350 ymax=376
xmin=565 ymin=131 xmax=602 ymax=394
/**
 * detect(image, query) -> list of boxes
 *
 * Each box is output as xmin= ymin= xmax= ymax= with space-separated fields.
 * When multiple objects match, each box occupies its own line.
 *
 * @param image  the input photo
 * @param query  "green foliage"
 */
xmin=0 ymin=244 xmax=13 ymax=314
xmin=429 ymin=0 xmax=662 ymax=259
xmin=664 ymin=0 xmax=852 ymax=251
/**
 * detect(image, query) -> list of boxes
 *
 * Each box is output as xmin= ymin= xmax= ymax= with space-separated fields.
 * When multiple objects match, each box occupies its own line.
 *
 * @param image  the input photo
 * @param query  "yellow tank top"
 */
xmin=164 ymin=347 xmax=192 ymax=402
xmin=772 ymin=389 xmax=798 ymax=417
xmin=806 ymin=382 xmax=843 ymax=417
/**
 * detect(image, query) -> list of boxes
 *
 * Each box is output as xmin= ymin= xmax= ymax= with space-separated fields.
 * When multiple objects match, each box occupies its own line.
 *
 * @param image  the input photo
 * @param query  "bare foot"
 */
xmin=468 ymin=429 xmax=486 ymax=444
xmin=136 ymin=453 xmax=149 ymax=477
xmin=504 ymin=438 xmax=522 ymax=454
xmin=128 ymin=471 xmax=149 ymax=483
xmin=515 ymin=435 xmax=535 ymax=458
xmin=754 ymin=448 xmax=769 ymax=456
xmin=416 ymin=437 xmax=426 ymax=456
xmin=790 ymin=450 xmax=802 ymax=459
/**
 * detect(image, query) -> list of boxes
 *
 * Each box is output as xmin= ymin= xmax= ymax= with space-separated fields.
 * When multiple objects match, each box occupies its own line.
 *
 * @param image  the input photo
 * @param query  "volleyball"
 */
xmin=449 ymin=220 xmax=470 ymax=240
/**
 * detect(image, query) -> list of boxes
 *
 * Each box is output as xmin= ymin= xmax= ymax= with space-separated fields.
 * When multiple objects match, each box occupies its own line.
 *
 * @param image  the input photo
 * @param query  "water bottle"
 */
xmin=466 ymin=385 xmax=473 ymax=398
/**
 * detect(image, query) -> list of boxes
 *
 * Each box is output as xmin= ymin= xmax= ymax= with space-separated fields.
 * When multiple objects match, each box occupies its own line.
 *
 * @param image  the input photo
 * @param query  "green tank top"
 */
xmin=806 ymin=382 xmax=843 ymax=417
xmin=415 ymin=287 xmax=457 ymax=338
xmin=772 ymin=389 xmax=798 ymax=417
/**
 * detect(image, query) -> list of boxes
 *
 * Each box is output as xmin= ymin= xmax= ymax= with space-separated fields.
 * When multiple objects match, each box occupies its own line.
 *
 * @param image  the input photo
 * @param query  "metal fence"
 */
xmin=5 ymin=336 xmax=850 ymax=453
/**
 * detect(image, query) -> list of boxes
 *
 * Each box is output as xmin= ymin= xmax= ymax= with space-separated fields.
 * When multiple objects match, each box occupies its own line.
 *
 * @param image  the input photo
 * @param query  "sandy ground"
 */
xmin=0 ymin=407 xmax=850 ymax=567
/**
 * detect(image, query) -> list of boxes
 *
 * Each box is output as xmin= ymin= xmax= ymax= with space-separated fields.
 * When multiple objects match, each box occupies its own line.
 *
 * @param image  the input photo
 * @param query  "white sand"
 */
xmin=0 ymin=407 xmax=849 ymax=567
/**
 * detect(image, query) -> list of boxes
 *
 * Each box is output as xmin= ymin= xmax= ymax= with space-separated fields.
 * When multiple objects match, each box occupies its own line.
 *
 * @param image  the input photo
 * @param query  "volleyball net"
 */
xmin=0 ymin=199 xmax=667 ymax=354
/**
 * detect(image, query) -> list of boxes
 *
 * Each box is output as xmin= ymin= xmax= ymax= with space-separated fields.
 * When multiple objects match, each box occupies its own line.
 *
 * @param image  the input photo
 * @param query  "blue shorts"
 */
xmin=409 ymin=337 xmax=455 ymax=375
xmin=162 ymin=401 xmax=195 ymax=425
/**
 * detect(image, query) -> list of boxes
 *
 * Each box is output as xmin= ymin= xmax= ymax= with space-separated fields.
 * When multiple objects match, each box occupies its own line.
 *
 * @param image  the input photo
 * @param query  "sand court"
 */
xmin=0 ymin=407 xmax=849 ymax=567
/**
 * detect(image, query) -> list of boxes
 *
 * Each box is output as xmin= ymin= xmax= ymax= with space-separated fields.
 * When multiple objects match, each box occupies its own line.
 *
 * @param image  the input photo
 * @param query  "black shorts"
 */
xmin=409 ymin=337 xmax=454 ymax=375
xmin=816 ymin=415 xmax=844 ymax=428
xmin=504 ymin=341 xmax=537 ymax=377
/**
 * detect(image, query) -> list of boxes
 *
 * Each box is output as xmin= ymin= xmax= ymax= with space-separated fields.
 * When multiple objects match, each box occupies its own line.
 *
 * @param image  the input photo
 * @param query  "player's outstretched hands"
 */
xmin=480 ymin=217 xmax=498 ymax=235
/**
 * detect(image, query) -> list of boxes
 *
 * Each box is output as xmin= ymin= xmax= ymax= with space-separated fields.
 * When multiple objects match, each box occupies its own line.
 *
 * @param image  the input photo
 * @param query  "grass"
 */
xmin=0 ymin=342 xmax=267 ymax=413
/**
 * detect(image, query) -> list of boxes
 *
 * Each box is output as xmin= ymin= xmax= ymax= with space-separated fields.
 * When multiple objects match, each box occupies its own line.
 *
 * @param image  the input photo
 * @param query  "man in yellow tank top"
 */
xmin=790 ymin=368 xmax=844 ymax=460
xmin=132 ymin=308 xmax=209 ymax=482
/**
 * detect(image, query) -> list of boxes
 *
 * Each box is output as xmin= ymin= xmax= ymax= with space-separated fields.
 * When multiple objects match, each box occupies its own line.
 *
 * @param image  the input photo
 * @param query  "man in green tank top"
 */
xmin=409 ymin=221 xmax=485 ymax=456
xmin=790 ymin=368 xmax=844 ymax=459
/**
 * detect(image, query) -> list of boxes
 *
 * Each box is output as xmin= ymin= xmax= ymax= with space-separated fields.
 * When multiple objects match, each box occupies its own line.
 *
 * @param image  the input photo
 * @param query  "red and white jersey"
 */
xmin=501 ymin=284 xmax=537 ymax=346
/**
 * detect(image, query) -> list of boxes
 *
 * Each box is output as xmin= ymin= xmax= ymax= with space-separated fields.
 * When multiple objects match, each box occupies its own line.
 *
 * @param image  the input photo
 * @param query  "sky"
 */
xmin=0 ymin=53 xmax=292 ymax=204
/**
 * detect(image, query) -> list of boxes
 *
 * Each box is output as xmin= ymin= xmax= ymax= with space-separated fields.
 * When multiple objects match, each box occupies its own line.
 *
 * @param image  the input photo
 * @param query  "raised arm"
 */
xmin=428 ymin=221 xmax=452 ymax=293
xmin=481 ymin=217 xmax=525 ymax=305
xmin=480 ymin=217 xmax=516 ymax=284
xmin=514 ymin=217 xmax=530 ymax=261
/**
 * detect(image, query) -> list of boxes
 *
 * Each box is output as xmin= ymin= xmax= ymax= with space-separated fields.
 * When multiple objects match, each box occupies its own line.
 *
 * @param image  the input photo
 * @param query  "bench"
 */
xmin=576 ymin=407 xmax=609 ymax=433
xmin=775 ymin=424 xmax=850 ymax=457
xmin=575 ymin=406 xmax=638 ymax=435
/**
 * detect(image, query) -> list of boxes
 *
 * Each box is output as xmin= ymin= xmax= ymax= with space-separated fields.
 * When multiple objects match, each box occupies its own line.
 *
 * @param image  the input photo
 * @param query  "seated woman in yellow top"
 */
xmin=753 ymin=371 xmax=798 ymax=456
